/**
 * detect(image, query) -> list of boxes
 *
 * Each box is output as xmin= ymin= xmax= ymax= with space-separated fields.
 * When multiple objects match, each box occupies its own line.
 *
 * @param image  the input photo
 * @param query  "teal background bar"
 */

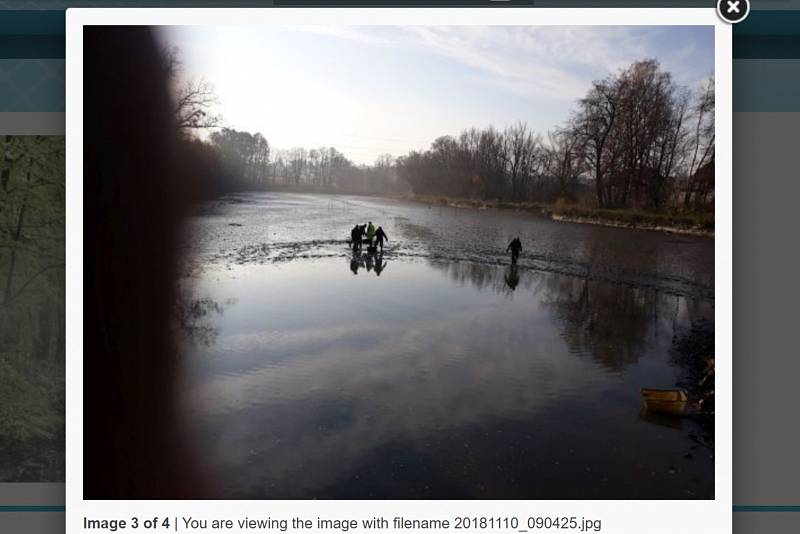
xmin=0 ymin=11 xmax=64 ymax=59
xmin=733 ymin=10 xmax=800 ymax=35
xmin=733 ymin=59 xmax=800 ymax=111
xmin=733 ymin=506 xmax=800 ymax=512
xmin=0 ymin=506 xmax=65 ymax=512
xmin=0 ymin=36 xmax=63 ymax=58
xmin=0 ymin=10 xmax=63 ymax=34
xmin=0 ymin=59 xmax=64 ymax=111
xmin=733 ymin=12 xmax=800 ymax=59
xmin=734 ymin=35 xmax=800 ymax=59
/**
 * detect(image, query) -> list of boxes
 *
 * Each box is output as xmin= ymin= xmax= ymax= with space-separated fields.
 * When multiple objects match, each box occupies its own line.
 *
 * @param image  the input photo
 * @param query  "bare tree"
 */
xmin=573 ymin=77 xmax=621 ymax=208
xmin=569 ymin=59 xmax=708 ymax=210
xmin=162 ymin=46 xmax=222 ymax=130
xmin=502 ymin=122 xmax=539 ymax=201
xmin=174 ymin=79 xmax=222 ymax=130
xmin=684 ymin=76 xmax=715 ymax=208
xmin=546 ymin=128 xmax=583 ymax=202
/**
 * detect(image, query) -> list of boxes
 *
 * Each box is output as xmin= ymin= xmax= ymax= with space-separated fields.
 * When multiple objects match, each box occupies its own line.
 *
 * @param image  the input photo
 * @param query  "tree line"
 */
xmin=172 ymin=57 xmax=713 ymax=212
xmin=397 ymin=60 xmax=714 ymax=211
xmin=177 ymin=128 xmax=404 ymax=199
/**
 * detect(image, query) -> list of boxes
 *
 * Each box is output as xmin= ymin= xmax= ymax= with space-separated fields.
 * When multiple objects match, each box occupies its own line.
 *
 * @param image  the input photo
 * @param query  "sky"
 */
xmin=160 ymin=25 xmax=714 ymax=165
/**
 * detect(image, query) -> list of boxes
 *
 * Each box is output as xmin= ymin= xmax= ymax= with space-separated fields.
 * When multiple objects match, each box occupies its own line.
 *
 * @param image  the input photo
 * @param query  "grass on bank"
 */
xmin=407 ymin=195 xmax=714 ymax=235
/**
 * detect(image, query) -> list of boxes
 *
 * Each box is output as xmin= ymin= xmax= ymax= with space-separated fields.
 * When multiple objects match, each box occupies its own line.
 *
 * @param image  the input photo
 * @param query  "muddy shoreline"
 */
xmin=550 ymin=213 xmax=714 ymax=237
xmin=403 ymin=194 xmax=714 ymax=238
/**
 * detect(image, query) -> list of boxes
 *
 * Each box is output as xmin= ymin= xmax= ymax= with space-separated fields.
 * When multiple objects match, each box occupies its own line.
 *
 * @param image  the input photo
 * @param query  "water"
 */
xmin=178 ymin=192 xmax=714 ymax=499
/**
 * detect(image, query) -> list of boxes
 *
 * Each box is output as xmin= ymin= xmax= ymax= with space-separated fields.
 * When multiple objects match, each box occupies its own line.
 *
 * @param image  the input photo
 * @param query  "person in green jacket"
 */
xmin=366 ymin=221 xmax=376 ymax=247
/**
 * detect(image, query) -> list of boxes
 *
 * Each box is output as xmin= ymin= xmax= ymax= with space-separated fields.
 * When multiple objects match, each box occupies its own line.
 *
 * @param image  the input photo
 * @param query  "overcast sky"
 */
xmin=160 ymin=25 xmax=714 ymax=165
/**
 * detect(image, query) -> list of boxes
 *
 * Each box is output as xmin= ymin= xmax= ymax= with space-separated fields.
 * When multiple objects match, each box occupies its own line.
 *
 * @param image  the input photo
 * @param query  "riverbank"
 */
xmin=405 ymin=195 xmax=714 ymax=237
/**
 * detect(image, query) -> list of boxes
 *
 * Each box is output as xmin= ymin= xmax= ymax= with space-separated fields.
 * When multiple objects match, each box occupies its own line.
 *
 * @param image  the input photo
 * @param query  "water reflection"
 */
xmin=177 ymin=296 xmax=233 ymax=347
xmin=638 ymin=406 xmax=685 ymax=430
xmin=433 ymin=260 xmax=536 ymax=298
xmin=504 ymin=265 xmax=520 ymax=291
xmin=349 ymin=251 xmax=389 ymax=276
xmin=179 ymin=259 xmax=713 ymax=499
xmin=429 ymin=260 xmax=713 ymax=374
xmin=541 ymin=275 xmax=659 ymax=371
xmin=374 ymin=256 xmax=388 ymax=276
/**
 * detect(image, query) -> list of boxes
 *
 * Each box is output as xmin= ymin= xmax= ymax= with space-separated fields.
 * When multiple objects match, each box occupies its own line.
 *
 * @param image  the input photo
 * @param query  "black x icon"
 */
xmin=718 ymin=0 xmax=750 ymax=23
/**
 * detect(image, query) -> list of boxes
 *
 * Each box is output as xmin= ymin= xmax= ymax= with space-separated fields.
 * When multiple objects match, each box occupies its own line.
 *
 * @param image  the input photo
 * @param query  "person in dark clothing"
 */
xmin=507 ymin=237 xmax=522 ymax=264
xmin=375 ymin=226 xmax=388 ymax=252
xmin=351 ymin=224 xmax=367 ymax=251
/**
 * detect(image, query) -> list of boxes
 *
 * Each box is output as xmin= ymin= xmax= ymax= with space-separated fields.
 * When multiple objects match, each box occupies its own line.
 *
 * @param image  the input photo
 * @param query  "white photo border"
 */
xmin=66 ymin=8 xmax=731 ymax=534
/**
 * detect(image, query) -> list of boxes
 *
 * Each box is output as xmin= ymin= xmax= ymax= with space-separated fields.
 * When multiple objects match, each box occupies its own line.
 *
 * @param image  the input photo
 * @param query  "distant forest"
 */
xmin=172 ymin=55 xmax=714 ymax=213
xmin=0 ymin=135 xmax=64 ymax=481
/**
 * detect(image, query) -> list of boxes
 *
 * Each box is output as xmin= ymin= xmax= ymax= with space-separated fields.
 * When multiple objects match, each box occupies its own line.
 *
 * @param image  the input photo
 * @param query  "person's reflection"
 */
xmin=374 ymin=253 xmax=388 ymax=276
xmin=365 ymin=251 xmax=374 ymax=272
xmin=504 ymin=264 xmax=520 ymax=291
xmin=350 ymin=251 xmax=365 ymax=275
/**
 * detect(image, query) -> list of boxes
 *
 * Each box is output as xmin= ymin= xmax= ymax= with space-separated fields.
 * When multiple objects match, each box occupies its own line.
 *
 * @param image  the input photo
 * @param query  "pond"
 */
xmin=178 ymin=192 xmax=714 ymax=499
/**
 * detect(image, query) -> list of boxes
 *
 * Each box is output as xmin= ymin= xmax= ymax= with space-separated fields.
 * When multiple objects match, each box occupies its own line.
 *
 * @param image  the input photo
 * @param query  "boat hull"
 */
xmin=641 ymin=388 xmax=689 ymax=415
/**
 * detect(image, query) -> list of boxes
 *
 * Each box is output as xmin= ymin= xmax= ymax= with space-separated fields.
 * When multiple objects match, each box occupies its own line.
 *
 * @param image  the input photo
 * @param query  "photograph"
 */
xmin=0 ymin=135 xmax=65 ymax=484
xmin=82 ymin=22 xmax=715 ymax=500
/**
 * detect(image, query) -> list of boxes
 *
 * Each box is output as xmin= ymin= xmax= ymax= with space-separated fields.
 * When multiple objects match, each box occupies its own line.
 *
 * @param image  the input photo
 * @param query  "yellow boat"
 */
xmin=641 ymin=388 xmax=689 ymax=415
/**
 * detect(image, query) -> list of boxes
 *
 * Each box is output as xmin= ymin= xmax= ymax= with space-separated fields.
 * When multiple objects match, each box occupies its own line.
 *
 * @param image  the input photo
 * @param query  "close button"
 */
xmin=717 ymin=0 xmax=750 ymax=24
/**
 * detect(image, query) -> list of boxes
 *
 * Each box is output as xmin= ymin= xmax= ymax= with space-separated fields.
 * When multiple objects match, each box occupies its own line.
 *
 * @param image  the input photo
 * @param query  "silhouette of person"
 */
xmin=375 ymin=226 xmax=388 ymax=252
xmin=350 ymin=225 xmax=360 ymax=251
xmin=506 ymin=237 xmax=522 ymax=264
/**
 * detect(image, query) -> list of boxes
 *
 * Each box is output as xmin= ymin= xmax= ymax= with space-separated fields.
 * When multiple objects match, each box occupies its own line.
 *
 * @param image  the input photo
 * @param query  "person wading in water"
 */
xmin=351 ymin=224 xmax=366 ymax=251
xmin=366 ymin=221 xmax=376 ymax=248
xmin=375 ymin=226 xmax=388 ymax=252
xmin=507 ymin=237 xmax=522 ymax=264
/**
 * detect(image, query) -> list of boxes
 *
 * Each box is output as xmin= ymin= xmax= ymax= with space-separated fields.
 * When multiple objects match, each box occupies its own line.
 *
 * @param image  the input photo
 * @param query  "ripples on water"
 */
xmin=178 ymin=193 xmax=714 ymax=499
